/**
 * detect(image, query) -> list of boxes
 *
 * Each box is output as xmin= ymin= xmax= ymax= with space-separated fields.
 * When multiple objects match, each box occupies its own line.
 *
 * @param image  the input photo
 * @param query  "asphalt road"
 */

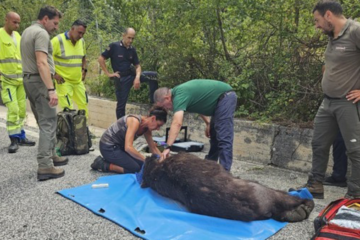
xmin=0 ymin=117 xmax=347 ymax=240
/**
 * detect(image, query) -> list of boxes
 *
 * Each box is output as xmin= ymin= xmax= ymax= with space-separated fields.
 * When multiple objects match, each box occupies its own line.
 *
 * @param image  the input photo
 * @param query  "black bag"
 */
xmin=56 ymin=108 xmax=91 ymax=156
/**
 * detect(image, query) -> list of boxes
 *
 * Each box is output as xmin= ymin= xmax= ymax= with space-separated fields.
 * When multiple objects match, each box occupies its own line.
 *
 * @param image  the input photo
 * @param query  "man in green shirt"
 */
xmin=154 ymin=79 xmax=237 ymax=171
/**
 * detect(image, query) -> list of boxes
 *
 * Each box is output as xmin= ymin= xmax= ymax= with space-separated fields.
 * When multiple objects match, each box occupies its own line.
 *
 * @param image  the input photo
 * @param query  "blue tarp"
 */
xmin=58 ymin=174 xmax=307 ymax=240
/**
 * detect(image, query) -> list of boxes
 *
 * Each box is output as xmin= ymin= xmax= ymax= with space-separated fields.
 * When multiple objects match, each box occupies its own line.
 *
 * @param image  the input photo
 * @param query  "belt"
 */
xmin=218 ymin=90 xmax=235 ymax=102
xmin=23 ymin=73 xmax=54 ymax=79
xmin=323 ymin=94 xmax=343 ymax=100
xmin=23 ymin=73 xmax=40 ymax=77
xmin=120 ymin=69 xmax=134 ymax=77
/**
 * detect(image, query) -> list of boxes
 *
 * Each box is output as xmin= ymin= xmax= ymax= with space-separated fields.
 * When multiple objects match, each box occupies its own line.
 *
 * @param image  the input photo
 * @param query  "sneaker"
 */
xmin=323 ymin=176 xmax=347 ymax=187
xmin=18 ymin=138 xmax=36 ymax=146
xmin=91 ymin=156 xmax=109 ymax=172
xmin=290 ymin=178 xmax=324 ymax=199
xmin=37 ymin=167 xmax=65 ymax=181
xmin=344 ymin=193 xmax=360 ymax=199
xmin=51 ymin=155 xmax=69 ymax=166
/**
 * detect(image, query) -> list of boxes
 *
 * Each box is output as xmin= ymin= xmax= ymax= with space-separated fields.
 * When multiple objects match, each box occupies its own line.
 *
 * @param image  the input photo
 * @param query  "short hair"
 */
xmin=149 ymin=106 xmax=167 ymax=123
xmin=72 ymin=19 xmax=87 ymax=28
xmin=313 ymin=0 xmax=343 ymax=16
xmin=37 ymin=5 xmax=62 ymax=20
xmin=153 ymin=87 xmax=171 ymax=104
xmin=123 ymin=27 xmax=135 ymax=35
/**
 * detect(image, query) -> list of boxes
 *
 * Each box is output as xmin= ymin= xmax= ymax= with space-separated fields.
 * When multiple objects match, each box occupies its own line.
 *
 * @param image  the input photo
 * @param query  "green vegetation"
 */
xmin=1 ymin=0 xmax=359 ymax=124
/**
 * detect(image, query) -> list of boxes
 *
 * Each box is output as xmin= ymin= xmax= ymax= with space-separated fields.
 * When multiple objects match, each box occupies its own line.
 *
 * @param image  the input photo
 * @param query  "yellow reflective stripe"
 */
xmin=54 ymin=55 xmax=83 ymax=60
xmin=0 ymin=59 xmax=22 ymax=64
xmin=54 ymin=61 xmax=82 ymax=67
xmin=57 ymin=35 xmax=65 ymax=57
xmin=1 ymin=72 xmax=22 ymax=79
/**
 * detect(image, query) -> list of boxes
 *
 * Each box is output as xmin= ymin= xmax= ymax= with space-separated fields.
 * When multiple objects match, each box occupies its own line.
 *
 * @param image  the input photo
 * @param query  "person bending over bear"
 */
xmin=141 ymin=153 xmax=314 ymax=222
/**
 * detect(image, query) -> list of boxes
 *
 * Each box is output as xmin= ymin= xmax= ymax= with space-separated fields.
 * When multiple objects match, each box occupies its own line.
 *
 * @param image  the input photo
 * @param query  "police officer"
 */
xmin=0 ymin=12 xmax=35 ymax=153
xmin=51 ymin=19 xmax=89 ymax=118
xmin=98 ymin=27 xmax=158 ymax=119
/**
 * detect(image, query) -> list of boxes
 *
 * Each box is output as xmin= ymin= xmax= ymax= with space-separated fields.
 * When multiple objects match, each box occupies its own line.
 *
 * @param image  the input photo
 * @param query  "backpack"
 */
xmin=56 ymin=108 xmax=91 ymax=156
xmin=312 ymin=198 xmax=360 ymax=239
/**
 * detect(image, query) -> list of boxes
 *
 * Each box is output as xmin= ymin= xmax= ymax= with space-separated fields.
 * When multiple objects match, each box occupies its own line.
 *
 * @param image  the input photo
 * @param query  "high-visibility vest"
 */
xmin=0 ymin=28 xmax=22 ymax=82
xmin=51 ymin=33 xmax=85 ymax=83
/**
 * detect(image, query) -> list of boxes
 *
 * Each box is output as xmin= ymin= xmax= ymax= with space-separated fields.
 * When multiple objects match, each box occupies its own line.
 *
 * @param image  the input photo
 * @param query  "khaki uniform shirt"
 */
xmin=322 ymin=19 xmax=360 ymax=98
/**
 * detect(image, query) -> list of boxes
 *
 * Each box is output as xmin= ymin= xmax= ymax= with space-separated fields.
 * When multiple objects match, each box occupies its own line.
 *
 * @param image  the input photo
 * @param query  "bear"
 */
xmin=141 ymin=153 xmax=314 ymax=222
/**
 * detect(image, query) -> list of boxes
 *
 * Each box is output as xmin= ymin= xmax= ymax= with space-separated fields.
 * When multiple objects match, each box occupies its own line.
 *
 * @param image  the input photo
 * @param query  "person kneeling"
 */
xmin=91 ymin=106 xmax=167 ymax=173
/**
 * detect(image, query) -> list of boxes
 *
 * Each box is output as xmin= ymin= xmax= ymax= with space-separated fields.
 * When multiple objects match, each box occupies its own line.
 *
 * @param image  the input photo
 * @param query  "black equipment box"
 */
xmin=152 ymin=126 xmax=204 ymax=152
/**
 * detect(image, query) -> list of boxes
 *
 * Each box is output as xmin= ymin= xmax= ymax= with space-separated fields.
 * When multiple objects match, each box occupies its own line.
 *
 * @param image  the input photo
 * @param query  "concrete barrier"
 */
xmin=24 ymin=95 xmax=330 ymax=173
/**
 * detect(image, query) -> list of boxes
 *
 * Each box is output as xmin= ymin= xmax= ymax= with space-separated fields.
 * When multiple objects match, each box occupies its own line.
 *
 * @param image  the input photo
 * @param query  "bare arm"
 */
xmin=98 ymin=55 xmax=120 ymax=78
xmin=124 ymin=117 xmax=145 ymax=161
xmin=82 ymin=56 xmax=87 ymax=81
xmin=36 ymin=51 xmax=57 ymax=107
xmin=144 ymin=130 xmax=161 ymax=155
xmin=200 ymin=114 xmax=211 ymax=138
xmin=167 ymin=111 xmax=184 ymax=146
xmin=133 ymin=64 xmax=141 ymax=90
xmin=160 ymin=111 xmax=184 ymax=160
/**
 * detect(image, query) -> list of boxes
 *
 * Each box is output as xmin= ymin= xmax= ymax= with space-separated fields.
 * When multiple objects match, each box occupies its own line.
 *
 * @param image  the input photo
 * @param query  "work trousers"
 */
xmin=331 ymin=132 xmax=348 ymax=181
xmin=1 ymin=81 xmax=26 ymax=138
xmin=114 ymin=75 xmax=158 ymax=119
xmin=56 ymin=80 xmax=89 ymax=119
xmin=100 ymin=141 xmax=144 ymax=173
xmin=311 ymin=98 xmax=360 ymax=196
xmin=23 ymin=76 xmax=56 ymax=169
xmin=205 ymin=91 xmax=237 ymax=171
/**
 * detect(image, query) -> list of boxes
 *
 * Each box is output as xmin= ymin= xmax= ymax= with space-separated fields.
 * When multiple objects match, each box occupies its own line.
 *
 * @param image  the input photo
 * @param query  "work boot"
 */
xmin=18 ymin=138 xmax=36 ymax=146
xmin=323 ymin=176 xmax=347 ymax=188
xmin=290 ymin=178 xmax=324 ymax=199
xmin=8 ymin=137 xmax=19 ymax=153
xmin=51 ymin=155 xmax=69 ymax=166
xmin=37 ymin=167 xmax=65 ymax=181
xmin=91 ymin=156 xmax=109 ymax=172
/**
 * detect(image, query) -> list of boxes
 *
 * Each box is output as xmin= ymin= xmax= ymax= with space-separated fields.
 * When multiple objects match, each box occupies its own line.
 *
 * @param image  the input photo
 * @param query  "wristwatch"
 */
xmin=82 ymin=68 xmax=88 ymax=73
xmin=163 ymin=143 xmax=172 ymax=150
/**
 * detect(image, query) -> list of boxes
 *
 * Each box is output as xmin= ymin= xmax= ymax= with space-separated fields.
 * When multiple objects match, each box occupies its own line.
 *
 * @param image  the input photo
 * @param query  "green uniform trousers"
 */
xmin=55 ymin=80 xmax=89 ymax=119
xmin=311 ymin=98 xmax=360 ymax=196
xmin=1 ymin=80 xmax=26 ymax=137
xmin=23 ymin=75 xmax=56 ymax=168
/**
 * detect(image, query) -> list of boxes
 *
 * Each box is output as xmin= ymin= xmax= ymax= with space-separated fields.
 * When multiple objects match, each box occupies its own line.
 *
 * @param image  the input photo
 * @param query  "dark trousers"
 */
xmin=205 ymin=91 xmax=237 ymax=171
xmin=100 ymin=141 xmax=144 ymax=173
xmin=332 ymin=132 xmax=348 ymax=181
xmin=114 ymin=75 xmax=158 ymax=119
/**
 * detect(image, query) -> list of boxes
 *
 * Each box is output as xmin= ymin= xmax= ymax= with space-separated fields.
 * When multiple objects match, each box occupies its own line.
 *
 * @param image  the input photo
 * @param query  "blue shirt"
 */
xmin=101 ymin=41 xmax=139 ymax=73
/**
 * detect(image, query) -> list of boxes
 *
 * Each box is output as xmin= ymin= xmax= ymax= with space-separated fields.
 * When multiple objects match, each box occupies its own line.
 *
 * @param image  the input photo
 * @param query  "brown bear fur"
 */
xmin=141 ymin=153 xmax=314 ymax=222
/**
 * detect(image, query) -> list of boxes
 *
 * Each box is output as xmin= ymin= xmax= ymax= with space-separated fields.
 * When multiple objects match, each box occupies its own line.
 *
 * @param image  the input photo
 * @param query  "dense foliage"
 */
xmin=1 ymin=0 xmax=360 ymax=124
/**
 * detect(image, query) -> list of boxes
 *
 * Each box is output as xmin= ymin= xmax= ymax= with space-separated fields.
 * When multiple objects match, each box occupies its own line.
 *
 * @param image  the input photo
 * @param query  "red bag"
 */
xmin=312 ymin=198 xmax=360 ymax=239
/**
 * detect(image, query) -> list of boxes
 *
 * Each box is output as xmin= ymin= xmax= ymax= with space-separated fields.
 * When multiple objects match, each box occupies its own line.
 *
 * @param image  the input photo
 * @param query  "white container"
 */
xmin=91 ymin=183 xmax=109 ymax=189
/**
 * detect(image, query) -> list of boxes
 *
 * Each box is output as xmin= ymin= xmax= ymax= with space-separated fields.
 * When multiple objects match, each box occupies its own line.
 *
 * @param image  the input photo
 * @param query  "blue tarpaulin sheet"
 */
xmin=58 ymin=174 xmax=310 ymax=240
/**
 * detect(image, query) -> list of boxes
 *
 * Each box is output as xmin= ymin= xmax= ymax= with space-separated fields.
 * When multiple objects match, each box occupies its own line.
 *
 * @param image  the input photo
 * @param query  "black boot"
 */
xmin=18 ymin=137 xmax=36 ymax=146
xmin=8 ymin=137 xmax=19 ymax=153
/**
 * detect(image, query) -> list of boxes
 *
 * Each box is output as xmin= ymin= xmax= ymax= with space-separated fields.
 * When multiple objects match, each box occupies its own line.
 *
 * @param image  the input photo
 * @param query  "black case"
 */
xmin=165 ymin=126 xmax=204 ymax=152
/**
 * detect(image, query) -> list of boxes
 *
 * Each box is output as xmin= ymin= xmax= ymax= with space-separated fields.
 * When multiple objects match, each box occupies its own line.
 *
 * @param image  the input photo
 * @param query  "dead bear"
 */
xmin=141 ymin=153 xmax=314 ymax=222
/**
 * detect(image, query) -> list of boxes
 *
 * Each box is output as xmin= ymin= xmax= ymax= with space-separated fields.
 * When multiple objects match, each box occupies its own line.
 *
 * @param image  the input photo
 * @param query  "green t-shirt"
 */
xmin=172 ymin=79 xmax=233 ymax=116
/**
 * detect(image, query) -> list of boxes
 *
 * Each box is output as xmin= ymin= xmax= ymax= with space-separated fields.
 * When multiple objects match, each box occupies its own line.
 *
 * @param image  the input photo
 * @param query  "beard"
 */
xmin=322 ymin=21 xmax=335 ymax=37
